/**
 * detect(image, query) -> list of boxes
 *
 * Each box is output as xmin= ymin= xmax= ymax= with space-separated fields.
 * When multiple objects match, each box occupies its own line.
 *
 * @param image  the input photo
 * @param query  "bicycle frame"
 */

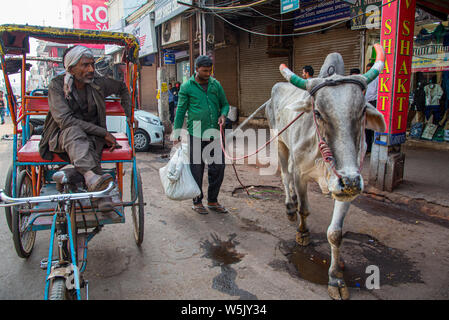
xmin=1 ymin=182 xmax=116 ymax=300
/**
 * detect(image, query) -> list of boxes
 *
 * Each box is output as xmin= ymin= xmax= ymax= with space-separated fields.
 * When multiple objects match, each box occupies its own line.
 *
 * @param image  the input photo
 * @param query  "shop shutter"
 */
xmin=294 ymin=26 xmax=362 ymax=77
xmin=239 ymin=28 xmax=287 ymax=117
xmin=214 ymin=46 xmax=239 ymax=108
xmin=140 ymin=65 xmax=157 ymax=113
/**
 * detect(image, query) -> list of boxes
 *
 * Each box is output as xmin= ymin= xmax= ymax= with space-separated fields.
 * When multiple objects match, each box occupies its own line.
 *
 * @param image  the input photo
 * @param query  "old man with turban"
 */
xmin=39 ymin=45 xmax=135 ymax=211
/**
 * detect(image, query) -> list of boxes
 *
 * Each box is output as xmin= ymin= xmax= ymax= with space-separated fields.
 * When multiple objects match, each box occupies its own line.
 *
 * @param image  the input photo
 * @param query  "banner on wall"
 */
xmin=293 ymin=0 xmax=350 ymax=30
xmin=350 ymin=0 xmax=382 ymax=30
xmin=155 ymin=0 xmax=192 ymax=26
xmin=72 ymin=0 xmax=109 ymax=49
xmin=124 ymin=13 xmax=157 ymax=57
xmin=412 ymin=45 xmax=449 ymax=72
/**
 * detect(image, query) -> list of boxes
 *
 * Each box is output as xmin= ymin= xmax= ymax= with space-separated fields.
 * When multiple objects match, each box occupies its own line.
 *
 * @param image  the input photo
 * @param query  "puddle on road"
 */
xmin=274 ymin=232 xmax=423 ymax=289
xmin=200 ymin=233 xmax=245 ymax=266
xmin=200 ymin=233 xmax=257 ymax=300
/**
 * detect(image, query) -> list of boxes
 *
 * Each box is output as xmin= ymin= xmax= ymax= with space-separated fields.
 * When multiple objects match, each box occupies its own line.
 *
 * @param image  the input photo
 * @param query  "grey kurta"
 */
xmin=39 ymin=74 xmax=131 ymax=173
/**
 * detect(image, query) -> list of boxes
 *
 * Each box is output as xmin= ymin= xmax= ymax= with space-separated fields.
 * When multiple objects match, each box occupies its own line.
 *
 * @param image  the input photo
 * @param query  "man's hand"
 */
xmin=218 ymin=115 xmax=226 ymax=127
xmin=170 ymin=130 xmax=181 ymax=147
xmin=104 ymin=131 xmax=121 ymax=152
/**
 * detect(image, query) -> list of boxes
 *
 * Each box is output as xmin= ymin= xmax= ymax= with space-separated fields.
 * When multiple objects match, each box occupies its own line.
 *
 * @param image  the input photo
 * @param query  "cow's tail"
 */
xmin=224 ymin=99 xmax=271 ymax=140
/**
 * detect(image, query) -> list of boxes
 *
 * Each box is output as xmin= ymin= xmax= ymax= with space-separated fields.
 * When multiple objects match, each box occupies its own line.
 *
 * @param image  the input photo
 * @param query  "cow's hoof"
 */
xmin=287 ymin=212 xmax=298 ymax=222
xmin=328 ymin=279 xmax=350 ymax=300
xmin=296 ymin=231 xmax=310 ymax=246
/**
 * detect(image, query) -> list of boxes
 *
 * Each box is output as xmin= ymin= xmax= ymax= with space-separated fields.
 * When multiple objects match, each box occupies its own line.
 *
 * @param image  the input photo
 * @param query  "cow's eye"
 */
xmin=314 ymin=110 xmax=323 ymax=120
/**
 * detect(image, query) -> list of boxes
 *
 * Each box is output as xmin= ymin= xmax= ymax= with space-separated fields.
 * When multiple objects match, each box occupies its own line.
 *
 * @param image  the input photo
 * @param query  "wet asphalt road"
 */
xmin=0 ymin=126 xmax=448 ymax=300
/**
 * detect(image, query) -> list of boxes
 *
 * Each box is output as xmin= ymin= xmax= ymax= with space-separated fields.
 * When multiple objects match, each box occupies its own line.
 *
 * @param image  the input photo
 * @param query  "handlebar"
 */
xmin=0 ymin=182 xmax=115 ymax=208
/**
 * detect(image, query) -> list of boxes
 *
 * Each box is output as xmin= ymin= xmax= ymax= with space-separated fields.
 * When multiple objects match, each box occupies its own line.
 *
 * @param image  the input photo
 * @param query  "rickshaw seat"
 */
xmin=24 ymin=96 xmax=126 ymax=115
xmin=29 ymin=132 xmax=128 ymax=141
xmin=17 ymin=137 xmax=133 ymax=163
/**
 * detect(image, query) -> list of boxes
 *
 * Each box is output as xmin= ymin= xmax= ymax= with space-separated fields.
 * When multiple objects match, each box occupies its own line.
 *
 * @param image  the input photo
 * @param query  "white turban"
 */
xmin=63 ymin=45 xmax=94 ymax=99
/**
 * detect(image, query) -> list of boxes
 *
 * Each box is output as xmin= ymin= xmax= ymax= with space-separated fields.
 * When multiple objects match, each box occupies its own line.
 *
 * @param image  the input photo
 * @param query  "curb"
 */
xmin=363 ymin=185 xmax=449 ymax=220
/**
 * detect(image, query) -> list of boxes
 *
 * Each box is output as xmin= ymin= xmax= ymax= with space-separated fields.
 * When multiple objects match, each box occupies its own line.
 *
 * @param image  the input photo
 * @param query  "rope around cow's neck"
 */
xmin=220 ymin=97 xmax=368 ymax=196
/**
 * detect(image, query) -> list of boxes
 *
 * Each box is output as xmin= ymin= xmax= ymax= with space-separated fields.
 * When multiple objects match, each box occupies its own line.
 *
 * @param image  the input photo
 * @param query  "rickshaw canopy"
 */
xmin=0 ymin=24 xmax=140 ymax=63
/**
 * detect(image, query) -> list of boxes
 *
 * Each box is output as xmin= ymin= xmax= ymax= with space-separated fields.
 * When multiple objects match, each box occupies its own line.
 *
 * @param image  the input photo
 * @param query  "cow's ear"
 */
xmin=285 ymin=99 xmax=313 ymax=113
xmin=365 ymin=102 xmax=386 ymax=132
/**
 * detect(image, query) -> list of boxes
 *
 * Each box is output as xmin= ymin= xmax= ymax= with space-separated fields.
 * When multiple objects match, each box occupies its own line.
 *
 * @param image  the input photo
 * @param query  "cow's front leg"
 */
xmin=279 ymin=142 xmax=297 ymax=222
xmin=294 ymin=173 xmax=310 ymax=246
xmin=327 ymin=200 xmax=350 ymax=300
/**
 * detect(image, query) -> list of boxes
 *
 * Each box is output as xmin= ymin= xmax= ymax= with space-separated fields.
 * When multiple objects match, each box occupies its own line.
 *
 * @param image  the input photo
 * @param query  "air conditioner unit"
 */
xmin=161 ymin=16 xmax=188 ymax=46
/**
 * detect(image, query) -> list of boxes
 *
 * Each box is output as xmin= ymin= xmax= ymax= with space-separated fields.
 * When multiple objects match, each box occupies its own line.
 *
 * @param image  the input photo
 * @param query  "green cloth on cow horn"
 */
xmin=362 ymin=67 xmax=380 ymax=84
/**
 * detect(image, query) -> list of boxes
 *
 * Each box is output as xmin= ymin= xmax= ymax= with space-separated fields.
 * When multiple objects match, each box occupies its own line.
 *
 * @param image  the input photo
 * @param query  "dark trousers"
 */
xmin=366 ymin=100 xmax=376 ymax=152
xmin=55 ymin=126 xmax=103 ymax=175
xmin=189 ymin=135 xmax=225 ymax=205
xmin=169 ymin=102 xmax=175 ymax=123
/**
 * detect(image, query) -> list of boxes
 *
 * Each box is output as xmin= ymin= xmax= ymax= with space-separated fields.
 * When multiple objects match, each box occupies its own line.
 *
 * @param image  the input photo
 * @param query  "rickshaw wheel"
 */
xmin=131 ymin=167 xmax=144 ymax=246
xmin=4 ymin=165 xmax=14 ymax=233
xmin=12 ymin=170 xmax=36 ymax=258
xmin=49 ymin=278 xmax=72 ymax=300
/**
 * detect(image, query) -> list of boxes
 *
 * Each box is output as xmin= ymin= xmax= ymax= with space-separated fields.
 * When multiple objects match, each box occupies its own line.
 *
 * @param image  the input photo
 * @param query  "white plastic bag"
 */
xmin=159 ymin=143 xmax=201 ymax=200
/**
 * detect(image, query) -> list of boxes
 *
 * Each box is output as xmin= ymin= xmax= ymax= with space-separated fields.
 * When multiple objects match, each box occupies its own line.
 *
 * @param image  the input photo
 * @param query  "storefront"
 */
xmin=155 ymin=0 xmax=192 ymax=84
xmin=294 ymin=0 xmax=362 ymax=76
xmin=125 ymin=12 xmax=158 ymax=112
xmin=410 ymin=21 xmax=449 ymax=143
xmin=238 ymin=25 xmax=287 ymax=117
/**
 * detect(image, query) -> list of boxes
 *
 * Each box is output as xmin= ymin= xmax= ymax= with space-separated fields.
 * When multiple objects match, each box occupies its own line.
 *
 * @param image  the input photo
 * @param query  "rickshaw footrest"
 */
xmin=40 ymin=258 xmax=59 ymax=270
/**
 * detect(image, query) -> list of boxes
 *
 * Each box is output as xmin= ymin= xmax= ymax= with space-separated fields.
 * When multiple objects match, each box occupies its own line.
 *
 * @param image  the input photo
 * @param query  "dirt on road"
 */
xmin=1 ymin=131 xmax=448 ymax=300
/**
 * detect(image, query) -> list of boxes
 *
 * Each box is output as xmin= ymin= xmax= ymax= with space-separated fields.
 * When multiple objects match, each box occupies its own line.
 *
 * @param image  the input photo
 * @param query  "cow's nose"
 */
xmin=339 ymin=174 xmax=362 ymax=195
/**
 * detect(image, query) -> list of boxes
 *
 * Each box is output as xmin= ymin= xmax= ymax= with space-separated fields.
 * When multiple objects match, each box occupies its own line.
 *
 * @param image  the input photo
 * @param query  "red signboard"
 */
xmin=377 ymin=0 xmax=416 ymax=144
xmin=72 ymin=0 xmax=109 ymax=49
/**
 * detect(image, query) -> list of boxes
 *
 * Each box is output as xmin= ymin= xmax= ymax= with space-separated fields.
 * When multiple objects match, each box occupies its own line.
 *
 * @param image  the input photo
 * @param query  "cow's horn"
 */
xmin=279 ymin=64 xmax=307 ymax=90
xmin=362 ymin=43 xmax=385 ymax=84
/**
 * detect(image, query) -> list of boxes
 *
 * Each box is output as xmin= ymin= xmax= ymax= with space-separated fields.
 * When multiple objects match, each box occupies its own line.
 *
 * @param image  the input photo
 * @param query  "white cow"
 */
xmin=265 ymin=44 xmax=386 ymax=300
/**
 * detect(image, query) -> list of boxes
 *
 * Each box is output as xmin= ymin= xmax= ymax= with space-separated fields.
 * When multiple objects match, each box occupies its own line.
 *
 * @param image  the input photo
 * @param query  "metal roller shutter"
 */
xmin=214 ymin=46 xmax=239 ymax=108
xmin=294 ymin=26 xmax=362 ymax=77
xmin=140 ymin=65 xmax=157 ymax=113
xmin=239 ymin=28 xmax=288 ymax=117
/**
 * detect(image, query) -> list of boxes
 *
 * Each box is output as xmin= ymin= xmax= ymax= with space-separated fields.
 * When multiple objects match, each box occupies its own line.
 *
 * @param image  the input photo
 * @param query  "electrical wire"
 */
xmin=248 ymin=7 xmax=298 ymax=21
xmin=210 ymin=0 xmax=396 ymax=37
xmin=204 ymin=0 xmax=269 ymax=10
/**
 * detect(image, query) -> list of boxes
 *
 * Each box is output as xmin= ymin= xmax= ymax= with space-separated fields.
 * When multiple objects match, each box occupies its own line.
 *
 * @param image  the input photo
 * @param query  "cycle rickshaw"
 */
xmin=0 ymin=25 xmax=145 ymax=300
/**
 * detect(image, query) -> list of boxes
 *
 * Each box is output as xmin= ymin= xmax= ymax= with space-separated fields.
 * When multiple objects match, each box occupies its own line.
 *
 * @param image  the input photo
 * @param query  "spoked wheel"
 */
xmin=4 ymin=165 xmax=14 ymax=232
xmin=131 ymin=167 xmax=144 ymax=246
xmin=12 ymin=170 xmax=36 ymax=258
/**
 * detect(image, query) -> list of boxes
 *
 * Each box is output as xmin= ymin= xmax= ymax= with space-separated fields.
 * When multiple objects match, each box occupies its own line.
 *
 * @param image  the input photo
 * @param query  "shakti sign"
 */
xmin=376 ymin=0 xmax=416 ymax=145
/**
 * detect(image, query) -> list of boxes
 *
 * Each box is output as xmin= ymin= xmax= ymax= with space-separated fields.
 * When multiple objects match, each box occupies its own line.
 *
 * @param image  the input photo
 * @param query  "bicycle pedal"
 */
xmin=40 ymin=258 xmax=59 ymax=270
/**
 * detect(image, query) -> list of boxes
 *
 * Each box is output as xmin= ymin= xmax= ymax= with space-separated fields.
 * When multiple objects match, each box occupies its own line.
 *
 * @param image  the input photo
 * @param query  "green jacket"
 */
xmin=173 ymin=74 xmax=229 ymax=139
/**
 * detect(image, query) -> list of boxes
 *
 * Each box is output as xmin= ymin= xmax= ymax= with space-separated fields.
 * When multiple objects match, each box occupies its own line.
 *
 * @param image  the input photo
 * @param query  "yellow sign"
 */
xmin=161 ymin=83 xmax=168 ymax=93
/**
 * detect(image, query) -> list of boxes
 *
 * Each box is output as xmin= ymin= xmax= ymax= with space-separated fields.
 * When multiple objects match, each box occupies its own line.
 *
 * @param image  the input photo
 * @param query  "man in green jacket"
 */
xmin=172 ymin=55 xmax=230 ymax=214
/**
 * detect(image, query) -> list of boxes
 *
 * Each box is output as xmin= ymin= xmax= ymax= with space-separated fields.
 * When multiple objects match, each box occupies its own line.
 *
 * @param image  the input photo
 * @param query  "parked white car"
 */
xmin=106 ymin=109 xmax=165 ymax=152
